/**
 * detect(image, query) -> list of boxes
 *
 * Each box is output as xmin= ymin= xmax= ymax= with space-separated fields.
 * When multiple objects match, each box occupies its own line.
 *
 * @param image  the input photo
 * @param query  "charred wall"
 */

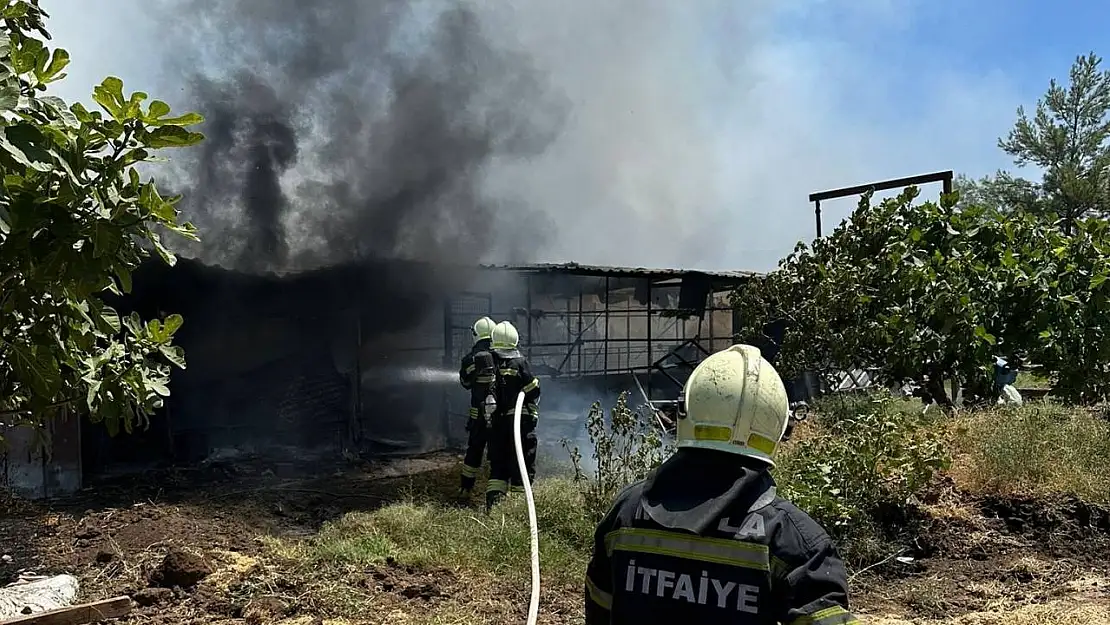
xmin=87 ymin=256 xmax=469 ymax=477
xmin=85 ymin=259 xmax=750 ymax=478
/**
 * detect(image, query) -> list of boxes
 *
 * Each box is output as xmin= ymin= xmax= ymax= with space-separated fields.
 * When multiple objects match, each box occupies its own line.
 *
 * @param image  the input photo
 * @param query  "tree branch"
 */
xmin=0 ymin=397 xmax=77 ymax=419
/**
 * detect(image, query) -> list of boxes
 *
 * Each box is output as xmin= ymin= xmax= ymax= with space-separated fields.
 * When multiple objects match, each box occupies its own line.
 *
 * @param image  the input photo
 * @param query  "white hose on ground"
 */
xmin=512 ymin=390 xmax=541 ymax=625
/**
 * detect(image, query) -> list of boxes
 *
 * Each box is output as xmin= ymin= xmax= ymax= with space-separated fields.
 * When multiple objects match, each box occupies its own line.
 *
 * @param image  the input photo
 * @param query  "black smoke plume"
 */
xmin=103 ymin=0 xmax=574 ymax=464
xmin=161 ymin=0 xmax=567 ymax=274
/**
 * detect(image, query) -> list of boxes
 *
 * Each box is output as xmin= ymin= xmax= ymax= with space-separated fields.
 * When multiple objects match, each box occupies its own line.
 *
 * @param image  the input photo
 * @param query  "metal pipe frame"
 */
xmin=808 ymin=170 xmax=954 ymax=238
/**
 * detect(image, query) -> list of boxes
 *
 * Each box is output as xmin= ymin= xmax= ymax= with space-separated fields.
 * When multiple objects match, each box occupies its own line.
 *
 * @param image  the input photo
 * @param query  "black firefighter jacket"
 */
xmin=490 ymin=348 xmax=540 ymax=426
xmin=459 ymin=339 xmax=496 ymax=422
xmin=459 ymin=338 xmax=494 ymax=391
xmin=584 ymin=448 xmax=860 ymax=625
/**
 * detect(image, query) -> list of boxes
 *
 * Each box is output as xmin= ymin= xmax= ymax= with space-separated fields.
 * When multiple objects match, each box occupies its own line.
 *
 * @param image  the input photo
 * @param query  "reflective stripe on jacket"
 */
xmin=585 ymin=449 xmax=860 ymax=625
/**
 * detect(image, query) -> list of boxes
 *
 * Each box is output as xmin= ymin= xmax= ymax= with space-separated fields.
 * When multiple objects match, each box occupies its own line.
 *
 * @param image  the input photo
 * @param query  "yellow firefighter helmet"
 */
xmin=491 ymin=320 xmax=520 ymax=350
xmin=472 ymin=317 xmax=496 ymax=343
xmin=677 ymin=344 xmax=790 ymax=466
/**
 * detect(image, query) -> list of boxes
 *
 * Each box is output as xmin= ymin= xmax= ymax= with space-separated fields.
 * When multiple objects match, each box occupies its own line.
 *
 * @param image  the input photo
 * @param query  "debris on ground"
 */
xmin=0 ymin=596 xmax=132 ymax=625
xmin=0 ymin=574 xmax=78 ymax=620
xmin=148 ymin=549 xmax=211 ymax=590
xmin=130 ymin=587 xmax=173 ymax=608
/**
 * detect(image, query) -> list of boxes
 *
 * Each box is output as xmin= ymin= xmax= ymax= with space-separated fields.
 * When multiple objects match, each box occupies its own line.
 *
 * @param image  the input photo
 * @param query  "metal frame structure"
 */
xmin=22 ymin=256 xmax=764 ymax=491
xmin=808 ymin=170 xmax=954 ymax=238
xmin=443 ymin=263 xmax=759 ymax=399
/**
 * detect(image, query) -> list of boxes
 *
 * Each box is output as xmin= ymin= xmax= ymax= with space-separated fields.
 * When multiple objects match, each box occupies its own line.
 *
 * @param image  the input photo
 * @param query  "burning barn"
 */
xmin=1 ymin=257 xmax=757 ymax=498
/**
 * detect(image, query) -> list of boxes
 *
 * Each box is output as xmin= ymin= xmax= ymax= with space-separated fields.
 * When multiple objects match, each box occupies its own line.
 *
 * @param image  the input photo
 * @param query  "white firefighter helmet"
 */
xmin=472 ymin=316 xmax=495 ymax=343
xmin=491 ymin=320 xmax=520 ymax=350
xmin=677 ymin=344 xmax=790 ymax=466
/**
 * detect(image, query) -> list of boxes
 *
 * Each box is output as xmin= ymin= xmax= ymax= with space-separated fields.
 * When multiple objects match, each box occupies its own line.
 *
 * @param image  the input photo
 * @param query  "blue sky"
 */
xmin=773 ymin=0 xmax=1108 ymax=131
xmin=37 ymin=0 xmax=1110 ymax=271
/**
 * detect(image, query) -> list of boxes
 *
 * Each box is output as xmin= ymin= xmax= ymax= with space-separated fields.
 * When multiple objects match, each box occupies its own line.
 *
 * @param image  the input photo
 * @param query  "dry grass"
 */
xmin=949 ymin=401 xmax=1110 ymax=503
xmin=262 ymin=479 xmax=592 ymax=622
xmin=218 ymin=396 xmax=1110 ymax=623
xmin=273 ymin=479 xmax=592 ymax=583
xmin=865 ymin=599 xmax=1110 ymax=624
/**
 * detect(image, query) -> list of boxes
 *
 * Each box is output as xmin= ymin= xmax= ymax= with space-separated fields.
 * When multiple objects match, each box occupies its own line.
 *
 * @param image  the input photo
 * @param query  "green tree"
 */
xmin=0 ymin=1 xmax=204 ymax=439
xmin=997 ymin=52 xmax=1110 ymax=231
xmin=1031 ymin=217 xmax=1110 ymax=402
xmin=954 ymin=171 xmax=1043 ymax=214
xmin=732 ymin=186 xmax=1110 ymax=405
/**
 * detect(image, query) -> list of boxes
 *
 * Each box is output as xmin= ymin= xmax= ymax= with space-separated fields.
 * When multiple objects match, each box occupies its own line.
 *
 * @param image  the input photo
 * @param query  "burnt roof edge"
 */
xmin=477 ymin=262 xmax=761 ymax=282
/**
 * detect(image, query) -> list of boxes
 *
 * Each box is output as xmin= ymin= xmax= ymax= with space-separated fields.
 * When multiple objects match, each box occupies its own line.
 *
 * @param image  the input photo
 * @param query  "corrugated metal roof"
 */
xmin=153 ymin=256 xmax=762 ymax=283
xmin=478 ymin=262 xmax=761 ymax=281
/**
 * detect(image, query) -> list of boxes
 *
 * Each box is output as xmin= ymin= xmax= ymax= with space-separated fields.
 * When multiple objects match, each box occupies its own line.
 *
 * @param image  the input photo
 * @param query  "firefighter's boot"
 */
xmin=485 ymin=489 xmax=505 ymax=512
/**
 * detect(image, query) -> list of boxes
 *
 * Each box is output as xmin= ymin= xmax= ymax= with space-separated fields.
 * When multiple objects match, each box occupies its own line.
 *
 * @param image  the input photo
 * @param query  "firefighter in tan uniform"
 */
xmin=584 ymin=344 xmax=860 ymax=624
xmin=457 ymin=317 xmax=497 ymax=495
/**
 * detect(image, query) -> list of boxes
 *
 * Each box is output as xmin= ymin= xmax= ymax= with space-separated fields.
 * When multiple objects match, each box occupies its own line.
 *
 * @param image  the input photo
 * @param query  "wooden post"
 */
xmin=0 ymin=596 xmax=131 ymax=625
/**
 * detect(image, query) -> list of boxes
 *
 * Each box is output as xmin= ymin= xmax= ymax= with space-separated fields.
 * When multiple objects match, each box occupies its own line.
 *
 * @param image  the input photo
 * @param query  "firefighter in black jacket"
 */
xmin=584 ymin=344 xmax=860 ymax=625
xmin=485 ymin=320 xmax=540 ymax=511
xmin=457 ymin=316 xmax=497 ymax=495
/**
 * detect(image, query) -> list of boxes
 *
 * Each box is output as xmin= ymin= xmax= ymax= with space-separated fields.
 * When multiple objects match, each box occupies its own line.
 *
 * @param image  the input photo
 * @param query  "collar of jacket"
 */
xmin=493 ymin=348 xmax=522 ymax=359
xmin=641 ymin=448 xmax=776 ymax=535
xmin=473 ymin=338 xmax=491 ymax=351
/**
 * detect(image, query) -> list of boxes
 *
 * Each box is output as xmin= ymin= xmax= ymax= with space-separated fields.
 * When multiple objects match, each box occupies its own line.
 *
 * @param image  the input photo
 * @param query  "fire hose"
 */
xmin=512 ymin=390 xmax=541 ymax=625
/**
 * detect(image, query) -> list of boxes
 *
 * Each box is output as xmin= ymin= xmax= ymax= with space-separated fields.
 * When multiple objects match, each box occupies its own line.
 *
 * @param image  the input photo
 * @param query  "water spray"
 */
xmin=512 ymin=390 xmax=541 ymax=625
xmin=362 ymin=366 xmax=460 ymax=385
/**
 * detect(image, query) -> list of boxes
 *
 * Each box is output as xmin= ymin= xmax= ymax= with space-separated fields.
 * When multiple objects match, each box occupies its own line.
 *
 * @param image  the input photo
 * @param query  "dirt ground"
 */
xmin=852 ymin=477 xmax=1110 ymax=623
xmin=1 ymin=452 xmax=469 ymax=624
xmin=3 ymin=458 xmax=1110 ymax=624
